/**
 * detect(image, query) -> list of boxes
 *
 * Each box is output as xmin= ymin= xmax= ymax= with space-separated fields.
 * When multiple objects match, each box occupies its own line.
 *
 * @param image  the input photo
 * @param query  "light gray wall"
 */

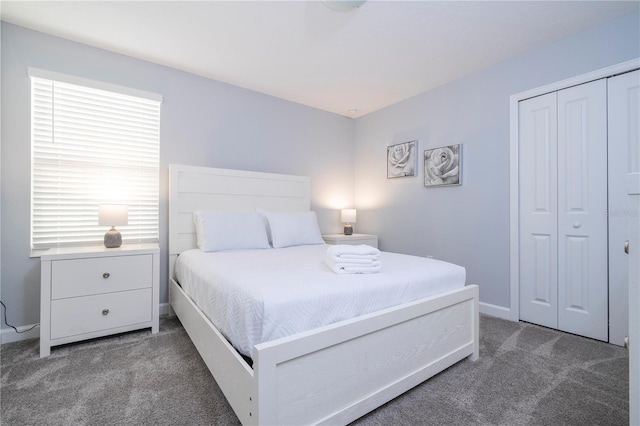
xmin=353 ymin=11 xmax=640 ymax=308
xmin=0 ymin=22 xmax=355 ymax=329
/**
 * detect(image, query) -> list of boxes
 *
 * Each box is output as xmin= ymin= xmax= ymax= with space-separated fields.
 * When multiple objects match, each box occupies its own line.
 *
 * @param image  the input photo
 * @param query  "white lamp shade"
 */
xmin=99 ymin=204 xmax=128 ymax=226
xmin=341 ymin=209 xmax=357 ymax=223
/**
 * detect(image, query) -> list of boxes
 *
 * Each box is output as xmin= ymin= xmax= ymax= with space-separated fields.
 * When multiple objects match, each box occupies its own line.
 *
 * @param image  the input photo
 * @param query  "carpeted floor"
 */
xmin=0 ymin=315 xmax=629 ymax=425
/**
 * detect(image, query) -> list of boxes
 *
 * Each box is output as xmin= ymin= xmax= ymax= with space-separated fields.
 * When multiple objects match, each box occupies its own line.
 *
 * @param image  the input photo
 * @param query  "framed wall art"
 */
xmin=424 ymin=144 xmax=461 ymax=187
xmin=387 ymin=140 xmax=418 ymax=178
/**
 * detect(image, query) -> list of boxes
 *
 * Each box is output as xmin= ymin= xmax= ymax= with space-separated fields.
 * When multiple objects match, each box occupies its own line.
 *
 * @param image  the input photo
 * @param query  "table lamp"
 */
xmin=99 ymin=204 xmax=128 ymax=248
xmin=341 ymin=209 xmax=357 ymax=235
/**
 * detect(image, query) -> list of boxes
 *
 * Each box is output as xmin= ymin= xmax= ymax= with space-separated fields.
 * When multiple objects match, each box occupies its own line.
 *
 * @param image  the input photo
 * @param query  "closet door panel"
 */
xmin=519 ymin=92 xmax=558 ymax=328
xmin=608 ymin=69 xmax=639 ymax=345
xmin=557 ymin=79 xmax=608 ymax=341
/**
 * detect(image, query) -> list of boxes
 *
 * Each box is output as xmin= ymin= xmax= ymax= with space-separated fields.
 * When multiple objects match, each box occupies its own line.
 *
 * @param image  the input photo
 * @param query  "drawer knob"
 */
xmin=103 ymin=272 xmax=110 ymax=279
xmin=102 ymin=309 xmax=109 ymax=316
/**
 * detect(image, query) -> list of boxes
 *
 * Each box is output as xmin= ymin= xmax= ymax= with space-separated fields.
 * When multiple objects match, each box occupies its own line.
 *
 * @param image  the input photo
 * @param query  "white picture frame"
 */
xmin=424 ymin=144 xmax=462 ymax=187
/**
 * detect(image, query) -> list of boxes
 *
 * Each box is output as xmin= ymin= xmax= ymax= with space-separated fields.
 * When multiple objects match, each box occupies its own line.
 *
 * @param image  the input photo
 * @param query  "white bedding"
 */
xmin=174 ymin=244 xmax=466 ymax=358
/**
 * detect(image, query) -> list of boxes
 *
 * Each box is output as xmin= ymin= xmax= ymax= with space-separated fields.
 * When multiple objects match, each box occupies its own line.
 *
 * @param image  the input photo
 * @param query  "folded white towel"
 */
xmin=324 ymin=257 xmax=382 ymax=274
xmin=326 ymin=254 xmax=379 ymax=264
xmin=325 ymin=257 xmax=381 ymax=269
xmin=327 ymin=244 xmax=381 ymax=258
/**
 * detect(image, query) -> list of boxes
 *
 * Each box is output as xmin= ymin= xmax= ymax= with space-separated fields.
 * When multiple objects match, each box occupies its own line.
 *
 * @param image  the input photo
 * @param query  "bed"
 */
xmin=168 ymin=164 xmax=479 ymax=425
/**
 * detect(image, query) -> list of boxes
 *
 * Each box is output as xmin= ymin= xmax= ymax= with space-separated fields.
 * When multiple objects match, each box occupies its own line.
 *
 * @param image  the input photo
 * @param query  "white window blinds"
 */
xmin=30 ymin=69 xmax=161 ymax=250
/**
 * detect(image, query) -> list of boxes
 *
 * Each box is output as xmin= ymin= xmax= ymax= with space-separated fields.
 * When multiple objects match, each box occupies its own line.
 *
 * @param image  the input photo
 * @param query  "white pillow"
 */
xmin=193 ymin=211 xmax=270 ymax=252
xmin=258 ymin=210 xmax=325 ymax=248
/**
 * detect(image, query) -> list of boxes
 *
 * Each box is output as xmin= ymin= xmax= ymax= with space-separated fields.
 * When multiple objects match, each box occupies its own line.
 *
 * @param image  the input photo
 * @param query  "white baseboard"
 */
xmin=1 ymin=324 xmax=40 ymax=344
xmin=159 ymin=302 xmax=170 ymax=317
xmin=479 ymin=302 xmax=513 ymax=320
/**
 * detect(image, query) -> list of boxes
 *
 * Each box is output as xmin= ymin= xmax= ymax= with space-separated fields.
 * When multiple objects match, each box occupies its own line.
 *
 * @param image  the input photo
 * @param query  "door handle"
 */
xmin=625 ymin=240 xmax=630 ymax=254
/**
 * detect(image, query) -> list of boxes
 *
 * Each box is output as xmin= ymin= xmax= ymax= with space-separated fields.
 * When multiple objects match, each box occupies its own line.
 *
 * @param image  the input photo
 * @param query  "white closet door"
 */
xmin=608 ymin=70 xmax=639 ymax=345
xmin=628 ymin=174 xmax=640 ymax=426
xmin=609 ymin=69 xmax=639 ymax=416
xmin=557 ymin=80 xmax=608 ymax=341
xmin=519 ymin=92 xmax=558 ymax=328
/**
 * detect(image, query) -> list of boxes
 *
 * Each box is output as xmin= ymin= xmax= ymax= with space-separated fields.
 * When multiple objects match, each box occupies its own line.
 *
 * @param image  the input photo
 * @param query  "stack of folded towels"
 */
xmin=325 ymin=244 xmax=381 ymax=274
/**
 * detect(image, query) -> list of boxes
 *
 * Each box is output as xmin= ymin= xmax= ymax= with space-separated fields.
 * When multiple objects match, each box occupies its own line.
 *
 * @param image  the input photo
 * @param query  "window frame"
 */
xmin=29 ymin=68 xmax=162 ymax=255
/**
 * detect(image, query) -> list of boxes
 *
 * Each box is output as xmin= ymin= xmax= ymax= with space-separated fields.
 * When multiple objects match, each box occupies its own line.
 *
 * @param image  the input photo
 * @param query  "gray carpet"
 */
xmin=1 ymin=315 xmax=629 ymax=425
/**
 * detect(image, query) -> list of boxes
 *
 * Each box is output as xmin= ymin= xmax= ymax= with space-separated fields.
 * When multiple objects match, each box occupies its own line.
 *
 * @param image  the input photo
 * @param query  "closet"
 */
xmin=518 ymin=69 xmax=639 ymax=344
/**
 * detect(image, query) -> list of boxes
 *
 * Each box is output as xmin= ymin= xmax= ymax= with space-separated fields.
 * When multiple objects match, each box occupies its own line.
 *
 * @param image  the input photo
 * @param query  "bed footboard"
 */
xmin=173 ymin=278 xmax=478 ymax=425
xmin=253 ymin=284 xmax=479 ymax=425
xmin=172 ymin=277 xmax=478 ymax=425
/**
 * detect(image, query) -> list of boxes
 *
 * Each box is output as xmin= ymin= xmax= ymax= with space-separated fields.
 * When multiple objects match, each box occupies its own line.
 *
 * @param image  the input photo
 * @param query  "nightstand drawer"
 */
xmin=50 ymin=288 xmax=152 ymax=339
xmin=51 ymin=254 xmax=152 ymax=299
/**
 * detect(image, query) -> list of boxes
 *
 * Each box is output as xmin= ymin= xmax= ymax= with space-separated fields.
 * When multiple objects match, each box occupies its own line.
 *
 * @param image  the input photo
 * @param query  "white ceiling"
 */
xmin=2 ymin=1 xmax=638 ymax=118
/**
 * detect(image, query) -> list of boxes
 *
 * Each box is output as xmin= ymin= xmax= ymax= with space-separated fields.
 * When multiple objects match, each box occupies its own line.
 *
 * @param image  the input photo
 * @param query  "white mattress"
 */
xmin=174 ymin=244 xmax=466 ymax=358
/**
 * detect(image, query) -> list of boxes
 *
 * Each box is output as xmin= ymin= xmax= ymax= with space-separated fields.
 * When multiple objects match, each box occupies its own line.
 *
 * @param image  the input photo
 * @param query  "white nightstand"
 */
xmin=39 ymin=244 xmax=160 ymax=357
xmin=322 ymin=233 xmax=378 ymax=248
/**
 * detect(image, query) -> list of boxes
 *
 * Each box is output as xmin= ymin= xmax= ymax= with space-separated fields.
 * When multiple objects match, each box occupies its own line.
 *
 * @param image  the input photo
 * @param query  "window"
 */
xmin=29 ymin=68 xmax=162 ymax=251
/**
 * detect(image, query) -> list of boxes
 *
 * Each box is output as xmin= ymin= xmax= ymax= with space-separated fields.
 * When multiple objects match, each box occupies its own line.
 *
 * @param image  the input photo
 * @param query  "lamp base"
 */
xmin=344 ymin=225 xmax=353 ymax=236
xmin=104 ymin=227 xmax=122 ymax=248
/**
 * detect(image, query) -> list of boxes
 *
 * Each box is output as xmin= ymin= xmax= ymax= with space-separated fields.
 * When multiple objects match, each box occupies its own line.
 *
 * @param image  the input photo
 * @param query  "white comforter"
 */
xmin=175 ymin=244 xmax=466 ymax=358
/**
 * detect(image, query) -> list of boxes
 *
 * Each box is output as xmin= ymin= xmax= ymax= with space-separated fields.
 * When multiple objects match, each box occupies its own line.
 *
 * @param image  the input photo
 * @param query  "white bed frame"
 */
xmin=168 ymin=164 xmax=479 ymax=425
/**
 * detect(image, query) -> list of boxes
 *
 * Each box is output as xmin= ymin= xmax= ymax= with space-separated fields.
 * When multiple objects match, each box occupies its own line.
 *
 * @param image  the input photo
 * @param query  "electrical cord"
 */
xmin=0 ymin=300 xmax=39 ymax=333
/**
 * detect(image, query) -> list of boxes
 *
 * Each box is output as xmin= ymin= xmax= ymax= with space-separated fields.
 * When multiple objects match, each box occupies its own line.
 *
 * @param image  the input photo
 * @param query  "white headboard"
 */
xmin=168 ymin=164 xmax=311 ymax=276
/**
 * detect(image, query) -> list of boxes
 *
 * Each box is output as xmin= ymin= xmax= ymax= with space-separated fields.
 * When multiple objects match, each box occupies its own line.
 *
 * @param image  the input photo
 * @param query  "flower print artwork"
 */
xmin=424 ymin=144 xmax=461 ymax=187
xmin=387 ymin=140 xmax=417 ymax=178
